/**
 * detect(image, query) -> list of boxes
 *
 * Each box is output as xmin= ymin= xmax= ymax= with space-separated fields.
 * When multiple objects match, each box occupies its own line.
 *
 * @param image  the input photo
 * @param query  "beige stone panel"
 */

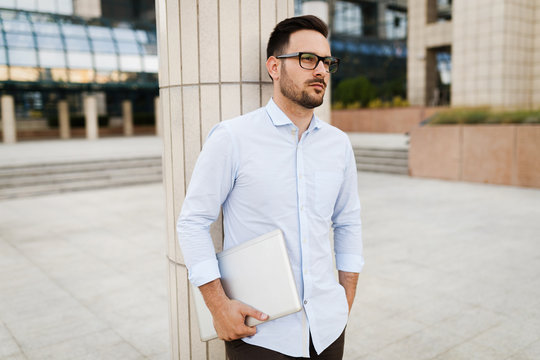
xmin=188 ymin=284 xmax=207 ymax=360
xmin=182 ymin=86 xmax=202 ymax=184
xmin=276 ymin=0 xmax=289 ymax=22
xmin=167 ymin=261 xmax=180 ymax=359
xmin=169 ymin=86 xmax=185 ymax=265
xmin=165 ymin=0 xmax=182 ymax=86
xmin=84 ymin=95 xmax=98 ymax=140
xmin=200 ymin=85 xmax=221 ymax=140
xmin=58 ymin=100 xmax=70 ymax=139
xmin=219 ymin=0 xmax=240 ymax=82
xmin=425 ymin=22 xmax=452 ymax=48
xmin=175 ymin=264 xmax=191 ymax=359
xmin=242 ymin=83 xmax=261 ymax=114
xmin=161 ymin=89 xmax=177 ymax=261
xmin=180 ymin=0 xmax=199 ymax=85
xmin=462 ymin=126 xmax=514 ymax=185
xmin=240 ymin=0 xmax=260 ymax=82
xmin=261 ymin=82 xmax=274 ymax=106
xmin=221 ymin=84 xmax=241 ymax=120
xmin=199 ymin=0 xmax=220 ymax=83
xmin=260 ymin=0 xmax=277 ymax=80
xmin=155 ymin=96 xmax=162 ymax=136
xmin=1 ymin=95 xmax=16 ymax=143
xmin=409 ymin=126 xmax=461 ymax=180
xmin=122 ymin=100 xmax=134 ymax=136
xmin=208 ymin=339 xmax=226 ymax=360
xmin=156 ymin=0 xmax=169 ymax=86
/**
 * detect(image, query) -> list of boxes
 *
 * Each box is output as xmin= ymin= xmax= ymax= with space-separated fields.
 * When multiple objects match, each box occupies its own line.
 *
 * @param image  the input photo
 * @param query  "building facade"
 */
xmin=0 ymin=0 xmax=158 ymax=141
xmin=408 ymin=0 xmax=540 ymax=109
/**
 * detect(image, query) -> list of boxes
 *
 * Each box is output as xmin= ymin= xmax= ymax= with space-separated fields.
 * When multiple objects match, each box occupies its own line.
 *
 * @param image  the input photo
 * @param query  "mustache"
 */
xmin=306 ymin=79 xmax=326 ymax=88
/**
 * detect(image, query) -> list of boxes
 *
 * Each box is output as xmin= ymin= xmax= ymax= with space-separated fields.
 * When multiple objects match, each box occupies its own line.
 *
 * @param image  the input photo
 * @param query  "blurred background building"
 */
xmin=0 ymin=0 xmax=158 ymax=140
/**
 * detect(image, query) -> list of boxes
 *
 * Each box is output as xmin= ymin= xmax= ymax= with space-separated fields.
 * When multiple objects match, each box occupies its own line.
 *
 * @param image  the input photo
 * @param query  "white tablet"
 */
xmin=191 ymin=229 xmax=302 ymax=341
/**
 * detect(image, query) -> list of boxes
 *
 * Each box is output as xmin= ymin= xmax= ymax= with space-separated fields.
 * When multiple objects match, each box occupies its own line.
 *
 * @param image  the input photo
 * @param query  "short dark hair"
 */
xmin=266 ymin=15 xmax=328 ymax=59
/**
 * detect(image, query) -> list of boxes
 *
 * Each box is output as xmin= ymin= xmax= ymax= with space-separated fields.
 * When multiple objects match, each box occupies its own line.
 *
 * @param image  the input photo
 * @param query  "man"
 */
xmin=177 ymin=15 xmax=363 ymax=359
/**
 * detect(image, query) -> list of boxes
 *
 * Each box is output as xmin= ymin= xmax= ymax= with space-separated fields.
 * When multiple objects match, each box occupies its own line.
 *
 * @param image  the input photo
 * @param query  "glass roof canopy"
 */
xmin=0 ymin=8 xmax=158 ymax=89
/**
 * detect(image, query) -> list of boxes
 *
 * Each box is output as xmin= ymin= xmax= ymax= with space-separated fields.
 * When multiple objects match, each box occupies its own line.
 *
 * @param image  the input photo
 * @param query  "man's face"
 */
xmin=278 ymin=30 xmax=331 ymax=109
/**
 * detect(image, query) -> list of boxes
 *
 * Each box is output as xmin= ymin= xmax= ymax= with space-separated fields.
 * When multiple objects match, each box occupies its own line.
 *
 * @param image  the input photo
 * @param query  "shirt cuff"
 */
xmin=335 ymin=253 xmax=365 ymax=273
xmin=187 ymin=258 xmax=221 ymax=287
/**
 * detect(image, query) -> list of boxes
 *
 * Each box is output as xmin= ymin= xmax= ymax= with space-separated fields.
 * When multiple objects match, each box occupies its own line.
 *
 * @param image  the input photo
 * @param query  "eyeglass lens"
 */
xmin=299 ymin=53 xmax=338 ymax=73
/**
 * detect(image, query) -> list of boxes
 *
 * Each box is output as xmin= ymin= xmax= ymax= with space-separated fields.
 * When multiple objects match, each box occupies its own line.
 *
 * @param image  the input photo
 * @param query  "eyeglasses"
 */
xmin=276 ymin=52 xmax=340 ymax=74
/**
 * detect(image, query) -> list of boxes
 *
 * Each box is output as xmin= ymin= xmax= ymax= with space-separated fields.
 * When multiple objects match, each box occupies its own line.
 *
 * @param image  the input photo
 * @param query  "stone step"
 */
xmin=355 ymin=157 xmax=408 ymax=167
xmin=0 ymin=172 xmax=162 ymax=200
xmin=0 ymin=157 xmax=161 ymax=178
xmin=353 ymin=148 xmax=408 ymax=159
xmin=0 ymin=165 xmax=162 ymax=188
xmin=356 ymin=163 xmax=409 ymax=175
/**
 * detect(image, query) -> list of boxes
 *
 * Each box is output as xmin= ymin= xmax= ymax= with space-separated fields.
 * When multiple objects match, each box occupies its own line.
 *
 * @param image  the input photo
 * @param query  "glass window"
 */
xmin=94 ymin=53 xmax=117 ymax=71
xmin=3 ymin=19 xmax=32 ymax=33
xmin=88 ymin=25 xmax=112 ymax=40
xmin=56 ymin=0 xmax=73 ymax=15
xmin=65 ymin=37 xmax=90 ymax=52
xmin=334 ymin=1 xmax=362 ymax=36
xmin=38 ymin=49 xmax=66 ymax=68
xmin=6 ymin=33 xmax=34 ymax=48
xmin=141 ymin=43 xmax=157 ymax=55
xmin=34 ymin=22 xmax=60 ymax=36
xmin=119 ymin=54 xmax=141 ymax=72
xmin=91 ymin=39 xmax=116 ymax=54
xmin=143 ymin=55 xmax=158 ymax=73
xmin=16 ymin=0 xmax=36 ymax=12
xmin=117 ymin=41 xmax=140 ymax=55
xmin=67 ymin=52 xmax=92 ymax=69
xmin=37 ymin=35 xmax=63 ymax=50
xmin=113 ymin=28 xmax=136 ymax=42
xmin=8 ymin=48 xmax=37 ymax=66
xmin=37 ymin=0 xmax=55 ymax=13
xmin=0 ymin=1 xmax=16 ymax=9
xmin=61 ymin=23 xmax=86 ymax=38
xmin=0 ymin=34 xmax=3 ymax=46
xmin=0 ymin=47 xmax=7 ymax=65
xmin=136 ymin=30 xmax=148 ymax=43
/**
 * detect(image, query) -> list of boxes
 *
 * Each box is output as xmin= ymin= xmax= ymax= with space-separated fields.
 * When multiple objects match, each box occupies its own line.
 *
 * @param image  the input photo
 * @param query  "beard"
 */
xmin=279 ymin=64 xmax=325 ymax=109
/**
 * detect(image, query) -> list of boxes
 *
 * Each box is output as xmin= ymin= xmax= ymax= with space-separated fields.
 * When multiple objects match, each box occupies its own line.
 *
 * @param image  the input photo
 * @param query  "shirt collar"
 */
xmin=265 ymin=98 xmax=322 ymax=131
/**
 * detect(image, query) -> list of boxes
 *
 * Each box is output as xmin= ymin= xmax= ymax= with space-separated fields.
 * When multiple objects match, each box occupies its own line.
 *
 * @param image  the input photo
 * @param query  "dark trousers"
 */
xmin=225 ymin=331 xmax=345 ymax=360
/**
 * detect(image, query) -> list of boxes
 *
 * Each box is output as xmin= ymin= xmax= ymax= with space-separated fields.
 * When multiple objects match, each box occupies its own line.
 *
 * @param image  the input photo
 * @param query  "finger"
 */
xmin=241 ymin=304 xmax=268 ymax=321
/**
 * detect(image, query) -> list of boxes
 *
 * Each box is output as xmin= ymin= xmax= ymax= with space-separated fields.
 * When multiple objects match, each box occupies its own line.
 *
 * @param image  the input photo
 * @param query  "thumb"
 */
xmin=241 ymin=304 xmax=268 ymax=321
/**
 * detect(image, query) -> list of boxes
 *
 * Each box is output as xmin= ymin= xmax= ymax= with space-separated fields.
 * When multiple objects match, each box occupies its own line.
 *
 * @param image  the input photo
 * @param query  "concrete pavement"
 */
xmin=1 ymin=137 xmax=540 ymax=359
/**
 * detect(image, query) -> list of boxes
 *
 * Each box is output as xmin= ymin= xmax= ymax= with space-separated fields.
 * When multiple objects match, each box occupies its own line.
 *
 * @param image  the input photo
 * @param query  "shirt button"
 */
xmin=304 ymin=300 xmax=308 ymax=305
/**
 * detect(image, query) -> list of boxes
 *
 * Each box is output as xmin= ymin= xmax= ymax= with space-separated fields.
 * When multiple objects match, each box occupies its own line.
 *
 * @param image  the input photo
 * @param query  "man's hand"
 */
xmin=338 ymin=271 xmax=359 ymax=313
xmin=199 ymin=279 xmax=268 ymax=341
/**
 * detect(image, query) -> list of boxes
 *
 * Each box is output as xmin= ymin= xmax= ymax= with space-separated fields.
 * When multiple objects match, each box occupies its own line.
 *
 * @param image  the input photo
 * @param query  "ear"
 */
xmin=265 ymin=56 xmax=280 ymax=81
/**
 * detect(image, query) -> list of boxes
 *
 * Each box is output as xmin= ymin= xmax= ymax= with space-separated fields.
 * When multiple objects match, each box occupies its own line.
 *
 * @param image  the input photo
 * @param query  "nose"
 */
xmin=313 ymin=59 xmax=327 ymax=77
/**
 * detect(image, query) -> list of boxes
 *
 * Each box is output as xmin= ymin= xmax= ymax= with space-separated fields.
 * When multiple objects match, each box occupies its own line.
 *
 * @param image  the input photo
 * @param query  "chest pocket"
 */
xmin=313 ymin=170 xmax=343 ymax=218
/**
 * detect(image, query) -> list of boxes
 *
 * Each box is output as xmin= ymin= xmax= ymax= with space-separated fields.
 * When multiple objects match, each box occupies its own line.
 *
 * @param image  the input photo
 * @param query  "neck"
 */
xmin=273 ymin=92 xmax=314 ymax=134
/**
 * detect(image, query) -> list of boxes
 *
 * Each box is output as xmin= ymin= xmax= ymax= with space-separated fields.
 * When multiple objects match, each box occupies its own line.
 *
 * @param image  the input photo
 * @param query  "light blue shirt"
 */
xmin=177 ymin=98 xmax=363 ymax=357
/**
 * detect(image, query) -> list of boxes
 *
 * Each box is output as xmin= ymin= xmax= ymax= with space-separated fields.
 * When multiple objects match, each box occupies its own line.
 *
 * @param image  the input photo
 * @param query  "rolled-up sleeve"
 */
xmin=176 ymin=123 xmax=238 ymax=286
xmin=332 ymin=141 xmax=364 ymax=273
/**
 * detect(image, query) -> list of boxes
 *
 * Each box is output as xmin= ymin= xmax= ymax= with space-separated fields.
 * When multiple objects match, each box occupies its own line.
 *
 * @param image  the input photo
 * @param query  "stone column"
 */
xmin=154 ymin=96 xmax=162 ymax=137
xmin=301 ymin=1 xmax=331 ymax=123
xmin=156 ymin=0 xmax=295 ymax=358
xmin=84 ymin=95 xmax=98 ymax=140
xmin=122 ymin=100 xmax=134 ymax=136
xmin=1 ymin=95 xmax=16 ymax=144
xmin=58 ymin=100 xmax=70 ymax=139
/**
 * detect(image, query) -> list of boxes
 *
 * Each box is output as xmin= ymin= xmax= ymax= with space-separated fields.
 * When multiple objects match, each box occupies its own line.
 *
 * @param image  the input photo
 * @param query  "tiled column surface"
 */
xmin=122 ymin=100 xmax=134 ymax=136
xmin=155 ymin=96 xmax=162 ymax=137
xmin=1 ymin=95 xmax=16 ymax=144
xmin=155 ymin=0 xmax=295 ymax=358
xmin=407 ymin=0 xmax=428 ymax=106
xmin=58 ymin=100 xmax=70 ymax=139
xmin=535 ymin=2 xmax=540 ymax=106
xmin=452 ymin=0 xmax=537 ymax=108
xmin=301 ymin=0 xmax=331 ymax=123
xmin=83 ymin=95 xmax=98 ymax=140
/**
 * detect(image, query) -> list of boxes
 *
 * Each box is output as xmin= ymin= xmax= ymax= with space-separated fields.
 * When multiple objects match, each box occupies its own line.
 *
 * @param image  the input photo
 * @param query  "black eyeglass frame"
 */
xmin=276 ymin=52 xmax=340 ymax=73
